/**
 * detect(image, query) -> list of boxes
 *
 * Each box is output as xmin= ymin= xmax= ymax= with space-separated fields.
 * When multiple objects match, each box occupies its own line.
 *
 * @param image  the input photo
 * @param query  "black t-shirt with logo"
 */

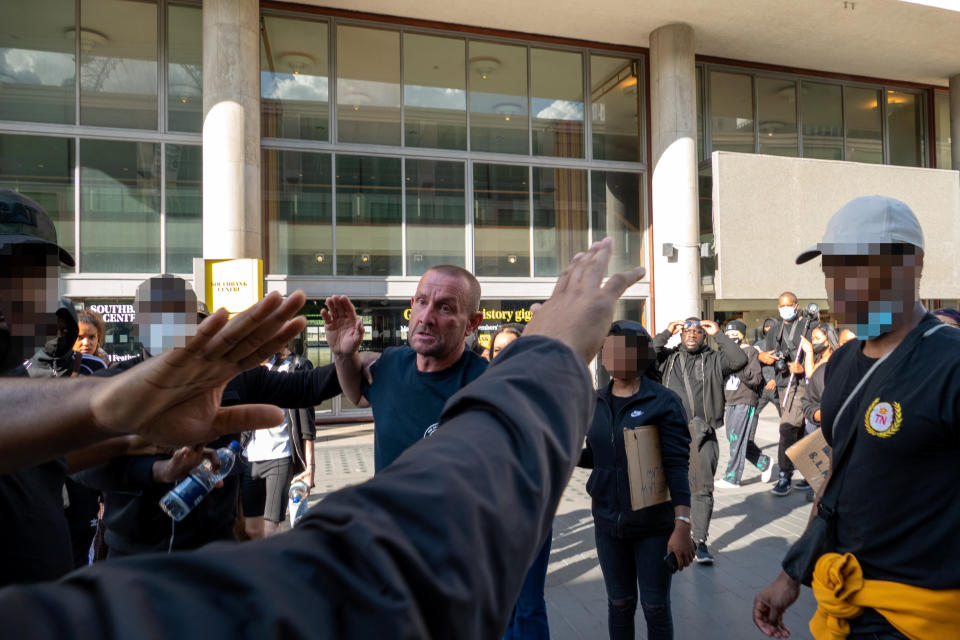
xmin=364 ymin=346 xmax=488 ymax=472
xmin=820 ymin=320 xmax=960 ymax=594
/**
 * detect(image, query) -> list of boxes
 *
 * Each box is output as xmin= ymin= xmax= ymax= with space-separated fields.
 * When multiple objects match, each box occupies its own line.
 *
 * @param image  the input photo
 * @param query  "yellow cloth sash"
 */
xmin=810 ymin=552 xmax=960 ymax=640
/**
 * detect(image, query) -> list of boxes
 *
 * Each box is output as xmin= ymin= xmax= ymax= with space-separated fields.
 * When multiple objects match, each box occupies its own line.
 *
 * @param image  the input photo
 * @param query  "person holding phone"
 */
xmin=577 ymin=321 xmax=695 ymax=640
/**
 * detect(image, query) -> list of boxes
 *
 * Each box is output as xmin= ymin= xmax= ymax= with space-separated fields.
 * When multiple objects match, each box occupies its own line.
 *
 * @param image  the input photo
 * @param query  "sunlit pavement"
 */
xmin=309 ymin=405 xmax=816 ymax=640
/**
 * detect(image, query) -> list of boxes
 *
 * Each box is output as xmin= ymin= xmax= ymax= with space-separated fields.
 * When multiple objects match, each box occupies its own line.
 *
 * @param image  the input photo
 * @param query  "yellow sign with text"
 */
xmin=402 ymin=306 xmax=535 ymax=323
xmin=204 ymin=259 xmax=263 ymax=318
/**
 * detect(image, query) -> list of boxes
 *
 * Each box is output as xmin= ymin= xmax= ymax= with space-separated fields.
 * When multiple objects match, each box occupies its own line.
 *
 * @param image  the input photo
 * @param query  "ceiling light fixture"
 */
xmin=469 ymin=56 xmax=501 ymax=80
xmin=64 ymin=27 xmax=109 ymax=53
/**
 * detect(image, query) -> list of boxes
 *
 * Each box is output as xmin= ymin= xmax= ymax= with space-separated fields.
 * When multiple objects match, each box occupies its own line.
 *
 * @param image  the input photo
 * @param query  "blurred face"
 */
xmin=133 ymin=278 xmax=198 ymax=356
xmin=492 ymin=331 xmax=517 ymax=359
xmin=724 ymin=330 xmax=742 ymax=344
xmin=602 ymin=335 xmax=649 ymax=380
xmin=0 ymin=245 xmax=59 ymax=370
xmin=822 ymin=251 xmax=921 ymax=340
xmin=409 ymin=270 xmax=482 ymax=360
xmin=75 ymin=322 xmax=99 ymax=355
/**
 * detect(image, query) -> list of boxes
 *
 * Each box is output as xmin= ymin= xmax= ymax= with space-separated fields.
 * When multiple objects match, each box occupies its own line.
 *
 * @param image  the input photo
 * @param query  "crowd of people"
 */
xmin=2 ymin=186 xmax=959 ymax=640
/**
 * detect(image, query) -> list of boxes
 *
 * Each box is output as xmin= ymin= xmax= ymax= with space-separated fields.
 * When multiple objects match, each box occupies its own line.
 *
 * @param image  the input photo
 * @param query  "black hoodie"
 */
xmin=653 ymin=330 xmax=748 ymax=430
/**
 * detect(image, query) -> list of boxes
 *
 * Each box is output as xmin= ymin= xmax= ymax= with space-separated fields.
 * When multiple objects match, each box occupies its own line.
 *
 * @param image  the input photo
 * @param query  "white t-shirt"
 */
xmin=243 ymin=361 xmax=293 ymax=462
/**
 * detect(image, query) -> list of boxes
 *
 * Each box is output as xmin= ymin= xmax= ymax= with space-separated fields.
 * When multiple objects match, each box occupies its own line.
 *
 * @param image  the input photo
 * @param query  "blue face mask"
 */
xmin=778 ymin=306 xmax=797 ymax=322
xmin=850 ymin=302 xmax=899 ymax=340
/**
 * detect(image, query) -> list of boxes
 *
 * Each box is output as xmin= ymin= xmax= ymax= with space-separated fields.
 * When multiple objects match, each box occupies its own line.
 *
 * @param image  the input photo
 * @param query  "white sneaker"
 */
xmin=761 ymin=466 xmax=773 ymax=483
xmin=715 ymin=479 xmax=740 ymax=489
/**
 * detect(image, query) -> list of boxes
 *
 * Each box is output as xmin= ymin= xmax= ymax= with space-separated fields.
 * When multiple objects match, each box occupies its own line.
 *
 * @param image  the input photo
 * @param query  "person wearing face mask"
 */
xmin=758 ymin=292 xmax=817 ymax=497
xmin=754 ymin=196 xmax=960 ymax=640
xmin=74 ymin=275 xmax=346 ymax=557
xmin=716 ymin=320 xmax=772 ymax=489
xmin=799 ymin=325 xmax=839 ymax=441
xmin=578 ymin=321 xmax=694 ymax=640
xmin=653 ymin=317 xmax=747 ymax=564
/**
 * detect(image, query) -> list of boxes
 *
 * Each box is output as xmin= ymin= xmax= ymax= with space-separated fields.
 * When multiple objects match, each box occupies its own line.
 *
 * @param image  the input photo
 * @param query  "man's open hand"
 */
xmin=753 ymin=572 xmax=800 ymax=638
xmin=525 ymin=237 xmax=645 ymax=362
xmin=89 ymin=291 xmax=308 ymax=447
xmin=321 ymin=296 xmax=364 ymax=358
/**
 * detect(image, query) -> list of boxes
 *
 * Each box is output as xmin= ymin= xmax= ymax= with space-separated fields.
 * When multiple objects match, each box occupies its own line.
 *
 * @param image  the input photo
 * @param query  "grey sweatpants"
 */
xmin=722 ymin=404 xmax=765 ymax=484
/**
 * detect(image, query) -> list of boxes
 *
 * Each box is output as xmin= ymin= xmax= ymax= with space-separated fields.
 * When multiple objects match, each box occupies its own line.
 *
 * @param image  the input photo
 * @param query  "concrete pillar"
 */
xmin=951 ymin=74 xmax=960 ymax=171
xmin=202 ymin=0 xmax=261 ymax=259
xmin=649 ymin=23 xmax=700 ymax=331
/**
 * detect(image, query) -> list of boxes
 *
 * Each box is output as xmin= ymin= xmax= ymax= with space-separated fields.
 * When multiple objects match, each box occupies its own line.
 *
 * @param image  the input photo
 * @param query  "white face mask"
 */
xmin=778 ymin=306 xmax=797 ymax=322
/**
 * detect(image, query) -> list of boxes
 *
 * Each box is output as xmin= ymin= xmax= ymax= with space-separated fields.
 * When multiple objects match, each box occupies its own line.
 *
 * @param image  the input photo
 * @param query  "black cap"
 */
xmin=0 ymin=189 xmax=74 ymax=266
xmin=724 ymin=320 xmax=747 ymax=335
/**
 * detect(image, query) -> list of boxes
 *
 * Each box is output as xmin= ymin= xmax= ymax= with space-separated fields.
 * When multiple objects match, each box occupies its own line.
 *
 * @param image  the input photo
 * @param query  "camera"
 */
xmin=803 ymin=302 xmax=820 ymax=319
xmin=771 ymin=350 xmax=789 ymax=374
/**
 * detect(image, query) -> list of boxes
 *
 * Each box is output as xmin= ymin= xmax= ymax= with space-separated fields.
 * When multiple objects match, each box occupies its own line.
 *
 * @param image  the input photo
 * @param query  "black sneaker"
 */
xmin=770 ymin=474 xmax=793 ymax=497
xmin=795 ymin=478 xmax=810 ymax=489
xmin=694 ymin=540 xmax=714 ymax=565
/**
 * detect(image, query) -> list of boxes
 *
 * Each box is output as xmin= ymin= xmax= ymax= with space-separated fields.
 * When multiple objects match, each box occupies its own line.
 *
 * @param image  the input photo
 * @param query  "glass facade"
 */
xmin=935 ymin=91 xmax=952 ymax=170
xmin=335 ymin=154 xmax=402 ymax=276
xmin=403 ymin=33 xmax=466 ymax=150
xmin=336 ymin=25 xmax=401 ymax=146
xmin=531 ymin=48 xmax=584 ymax=158
xmin=405 ymin=158 xmax=466 ymax=275
xmin=469 ymin=40 xmax=528 ymax=155
xmin=591 ymin=56 xmax=641 ymax=162
xmin=704 ymin=67 xmax=927 ymax=167
xmin=260 ymin=14 xmax=329 ymax=141
xmin=168 ymin=3 xmax=202 ymax=133
xmin=473 ymin=163 xmax=530 ymax=277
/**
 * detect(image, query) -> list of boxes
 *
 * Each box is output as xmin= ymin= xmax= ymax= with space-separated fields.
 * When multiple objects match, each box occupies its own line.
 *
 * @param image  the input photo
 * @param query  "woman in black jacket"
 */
xmin=578 ymin=321 xmax=695 ymax=640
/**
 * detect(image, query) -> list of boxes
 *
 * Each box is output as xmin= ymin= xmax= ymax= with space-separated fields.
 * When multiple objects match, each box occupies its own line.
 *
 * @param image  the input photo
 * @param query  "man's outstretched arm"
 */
xmin=0 ymin=291 xmax=307 ymax=474
xmin=321 ymin=295 xmax=375 ymax=405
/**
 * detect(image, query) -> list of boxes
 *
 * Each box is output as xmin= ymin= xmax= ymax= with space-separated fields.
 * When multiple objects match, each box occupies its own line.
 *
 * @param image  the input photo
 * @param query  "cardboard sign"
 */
xmin=623 ymin=427 xmax=671 ymax=511
xmin=786 ymin=428 xmax=832 ymax=493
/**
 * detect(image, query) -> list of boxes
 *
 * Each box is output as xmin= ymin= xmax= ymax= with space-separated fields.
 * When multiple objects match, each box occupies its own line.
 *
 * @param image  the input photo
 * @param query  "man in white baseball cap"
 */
xmin=753 ymin=196 xmax=960 ymax=639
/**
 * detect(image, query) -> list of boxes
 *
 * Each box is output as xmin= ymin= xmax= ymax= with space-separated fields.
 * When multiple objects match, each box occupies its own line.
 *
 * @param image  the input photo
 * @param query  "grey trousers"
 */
xmin=691 ymin=430 xmax=719 ymax=543
xmin=722 ymin=404 xmax=764 ymax=484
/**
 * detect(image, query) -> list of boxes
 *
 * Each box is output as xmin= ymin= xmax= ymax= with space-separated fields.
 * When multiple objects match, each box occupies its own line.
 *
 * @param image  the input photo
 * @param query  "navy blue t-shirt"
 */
xmin=364 ymin=346 xmax=488 ymax=472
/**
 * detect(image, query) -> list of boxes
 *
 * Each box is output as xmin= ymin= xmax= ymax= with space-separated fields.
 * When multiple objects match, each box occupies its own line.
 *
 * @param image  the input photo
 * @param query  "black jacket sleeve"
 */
xmin=652 ymin=329 xmax=676 ymax=365
xmin=801 ymin=365 xmax=825 ymax=426
xmin=72 ymin=455 xmax=165 ymax=492
xmin=0 ymin=336 xmax=594 ymax=640
xmin=713 ymin=331 xmax=749 ymax=377
xmin=234 ymin=363 xmax=342 ymax=408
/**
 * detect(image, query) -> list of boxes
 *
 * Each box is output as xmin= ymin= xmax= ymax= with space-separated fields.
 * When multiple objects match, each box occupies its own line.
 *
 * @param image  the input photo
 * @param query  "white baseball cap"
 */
xmin=795 ymin=195 xmax=924 ymax=265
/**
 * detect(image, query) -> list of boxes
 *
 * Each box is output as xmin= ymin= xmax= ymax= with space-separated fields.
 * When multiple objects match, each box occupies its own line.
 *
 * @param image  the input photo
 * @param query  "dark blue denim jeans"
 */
xmin=594 ymin=529 xmax=673 ymax=640
xmin=503 ymin=530 xmax=552 ymax=640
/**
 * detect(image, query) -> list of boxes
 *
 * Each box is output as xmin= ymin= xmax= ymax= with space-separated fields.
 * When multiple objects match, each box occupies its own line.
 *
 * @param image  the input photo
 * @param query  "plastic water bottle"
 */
xmin=159 ymin=441 xmax=242 ymax=521
xmin=288 ymin=480 xmax=309 ymax=527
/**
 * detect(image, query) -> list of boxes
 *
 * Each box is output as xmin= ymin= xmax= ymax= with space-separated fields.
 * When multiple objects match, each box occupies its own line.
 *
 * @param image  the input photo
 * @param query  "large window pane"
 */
xmin=531 ymin=48 xmax=583 ymax=158
xmin=533 ymin=167 xmax=586 ymax=276
xmin=757 ymin=77 xmax=797 ymax=156
xmin=335 ymin=155 xmax=401 ymax=276
xmin=801 ymin=81 xmax=843 ymax=160
xmin=80 ymin=139 xmax=160 ymax=272
xmin=844 ymin=86 xmax=882 ymax=164
xmin=336 ymin=26 xmax=400 ymax=146
xmin=710 ymin=72 xmax=754 ymax=153
xmin=0 ymin=134 xmax=75 ymax=269
xmin=261 ymin=15 xmax=329 ymax=141
xmin=474 ymin=163 xmax=529 ymax=276
xmin=404 ymin=34 xmax=466 ymax=150
xmin=936 ymin=91 xmax=952 ymax=170
xmin=696 ymin=66 xmax=704 ymax=161
xmin=165 ymin=144 xmax=201 ymax=273
xmin=0 ymin=0 xmax=76 ymax=124
xmin=887 ymin=90 xmax=924 ymax=167
xmin=80 ymin=0 xmax=158 ymax=130
xmin=591 ymin=171 xmax=643 ymax=277
xmin=264 ymin=149 xmax=332 ymax=275
xmin=469 ymin=41 xmax=528 ymax=155
xmin=405 ymin=159 xmax=465 ymax=276
xmin=167 ymin=3 xmax=202 ymax=133
xmin=591 ymin=55 xmax=640 ymax=162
